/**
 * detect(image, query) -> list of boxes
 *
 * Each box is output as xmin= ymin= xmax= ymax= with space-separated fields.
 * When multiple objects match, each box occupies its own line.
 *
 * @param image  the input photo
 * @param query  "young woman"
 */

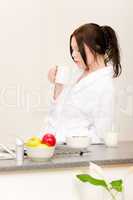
xmin=44 ymin=23 xmax=122 ymax=143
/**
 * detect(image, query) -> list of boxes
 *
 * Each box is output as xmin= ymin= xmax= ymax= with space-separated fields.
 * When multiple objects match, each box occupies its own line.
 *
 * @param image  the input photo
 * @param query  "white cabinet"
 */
xmin=0 ymin=165 xmax=133 ymax=200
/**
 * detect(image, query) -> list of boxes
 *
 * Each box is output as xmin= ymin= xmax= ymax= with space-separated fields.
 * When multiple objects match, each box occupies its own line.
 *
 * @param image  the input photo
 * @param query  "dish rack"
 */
xmin=54 ymin=143 xmax=90 ymax=156
xmin=0 ymin=144 xmax=16 ymax=160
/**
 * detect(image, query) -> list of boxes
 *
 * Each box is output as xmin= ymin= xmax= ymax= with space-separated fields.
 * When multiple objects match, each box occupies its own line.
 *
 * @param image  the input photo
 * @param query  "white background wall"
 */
xmin=0 ymin=0 xmax=132 ymax=145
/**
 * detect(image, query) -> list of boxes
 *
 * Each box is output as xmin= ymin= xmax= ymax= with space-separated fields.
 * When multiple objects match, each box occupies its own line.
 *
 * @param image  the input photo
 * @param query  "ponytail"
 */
xmin=101 ymin=26 xmax=122 ymax=77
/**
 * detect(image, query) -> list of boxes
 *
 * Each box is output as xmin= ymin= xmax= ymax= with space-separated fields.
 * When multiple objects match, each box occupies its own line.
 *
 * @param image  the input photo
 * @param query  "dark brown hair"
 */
xmin=70 ymin=23 xmax=122 ymax=78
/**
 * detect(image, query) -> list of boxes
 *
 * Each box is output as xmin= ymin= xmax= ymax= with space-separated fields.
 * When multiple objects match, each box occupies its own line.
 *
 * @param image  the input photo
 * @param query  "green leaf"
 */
xmin=76 ymin=174 xmax=123 ymax=193
xmin=76 ymin=174 xmax=107 ymax=189
xmin=110 ymin=180 xmax=123 ymax=192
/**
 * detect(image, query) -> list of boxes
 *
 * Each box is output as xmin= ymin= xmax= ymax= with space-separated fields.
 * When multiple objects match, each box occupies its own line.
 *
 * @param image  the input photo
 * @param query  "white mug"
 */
xmin=55 ymin=66 xmax=70 ymax=85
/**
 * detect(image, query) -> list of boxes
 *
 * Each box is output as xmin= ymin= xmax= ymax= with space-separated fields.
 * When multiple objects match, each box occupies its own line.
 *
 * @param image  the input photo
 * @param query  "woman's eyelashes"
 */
xmin=72 ymin=49 xmax=80 ymax=59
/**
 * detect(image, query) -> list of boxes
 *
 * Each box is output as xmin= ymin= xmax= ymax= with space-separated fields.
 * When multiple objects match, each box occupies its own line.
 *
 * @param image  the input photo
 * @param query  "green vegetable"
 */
xmin=110 ymin=180 xmax=123 ymax=192
xmin=76 ymin=174 xmax=123 ymax=192
xmin=77 ymin=174 xmax=107 ymax=188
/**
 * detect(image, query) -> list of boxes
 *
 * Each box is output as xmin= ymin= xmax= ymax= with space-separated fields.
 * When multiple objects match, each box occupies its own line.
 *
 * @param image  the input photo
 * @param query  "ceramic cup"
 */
xmin=55 ymin=66 xmax=70 ymax=85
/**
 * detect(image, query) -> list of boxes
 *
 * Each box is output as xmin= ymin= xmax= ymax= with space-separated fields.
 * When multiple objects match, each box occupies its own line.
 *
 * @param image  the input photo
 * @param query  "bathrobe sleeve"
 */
xmin=40 ymin=85 xmax=70 ymax=135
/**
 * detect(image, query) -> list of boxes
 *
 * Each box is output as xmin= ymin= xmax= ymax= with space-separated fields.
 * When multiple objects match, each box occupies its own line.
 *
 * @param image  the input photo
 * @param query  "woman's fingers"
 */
xmin=48 ymin=66 xmax=58 ymax=83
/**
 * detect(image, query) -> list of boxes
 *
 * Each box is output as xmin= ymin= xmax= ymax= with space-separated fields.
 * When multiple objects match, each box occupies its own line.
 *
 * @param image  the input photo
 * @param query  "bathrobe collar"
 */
xmin=72 ymin=65 xmax=113 ymax=92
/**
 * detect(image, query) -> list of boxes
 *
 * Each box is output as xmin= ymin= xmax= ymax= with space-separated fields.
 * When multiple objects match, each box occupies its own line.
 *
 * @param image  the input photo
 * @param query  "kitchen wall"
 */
xmin=0 ymin=0 xmax=132 ymax=145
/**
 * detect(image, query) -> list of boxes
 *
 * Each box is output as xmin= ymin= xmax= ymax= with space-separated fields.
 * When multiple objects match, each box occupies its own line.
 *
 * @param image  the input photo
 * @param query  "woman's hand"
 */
xmin=48 ymin=65 xmax=58 ymax=84
xmin=53 ymin=83 xmax=64 ymax=100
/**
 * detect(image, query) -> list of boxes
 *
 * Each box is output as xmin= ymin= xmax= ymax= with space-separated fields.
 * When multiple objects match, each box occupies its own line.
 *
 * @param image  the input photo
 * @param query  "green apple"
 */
xmin=25 ymin=136 xmax=41 ymax=147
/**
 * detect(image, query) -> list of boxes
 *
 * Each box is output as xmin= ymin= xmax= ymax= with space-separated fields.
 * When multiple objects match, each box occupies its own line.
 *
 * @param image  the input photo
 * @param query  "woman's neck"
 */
xmin=88 ymin=55 xmax=105 ymax=73
xmin=76 ymin=56 xmax=106 ymax=83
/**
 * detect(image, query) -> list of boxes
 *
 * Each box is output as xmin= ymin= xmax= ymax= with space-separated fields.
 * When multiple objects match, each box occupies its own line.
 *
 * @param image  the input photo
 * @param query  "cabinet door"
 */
xmin=0 ymin=166 xmax=132 ymax=200
xmin=0 ymin=170 xmax=80 ymax=200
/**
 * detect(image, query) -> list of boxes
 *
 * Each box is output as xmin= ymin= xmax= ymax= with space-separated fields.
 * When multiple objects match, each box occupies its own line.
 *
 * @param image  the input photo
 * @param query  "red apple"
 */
xmin=41 ymin=133 xmax=56 ymax=146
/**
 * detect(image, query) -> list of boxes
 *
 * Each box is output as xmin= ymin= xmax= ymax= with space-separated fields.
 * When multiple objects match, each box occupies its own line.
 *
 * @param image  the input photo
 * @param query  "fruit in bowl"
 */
xmin=42 ymin=133 xmax=56 ymax=146
xmin=25 ymin=136 xmax=41 ymax=147
xmin=25 ymin=133 xmax=56 ymax=161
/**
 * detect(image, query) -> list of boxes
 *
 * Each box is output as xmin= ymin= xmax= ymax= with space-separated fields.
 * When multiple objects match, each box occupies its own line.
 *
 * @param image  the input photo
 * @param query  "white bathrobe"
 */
xmin=43 ymin=65 xmax=115 ymax=143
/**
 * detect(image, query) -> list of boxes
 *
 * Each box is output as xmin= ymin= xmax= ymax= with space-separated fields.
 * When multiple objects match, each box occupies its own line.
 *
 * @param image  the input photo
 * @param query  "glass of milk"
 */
xmin=104 ymin=131 xmax=118 ymax=147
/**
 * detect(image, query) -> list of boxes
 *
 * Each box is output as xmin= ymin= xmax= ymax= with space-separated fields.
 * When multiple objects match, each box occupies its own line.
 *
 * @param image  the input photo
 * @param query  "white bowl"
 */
xmin=65 ymin=136 xmax=91 ymax=149
xmin=26 ymin=146 xmax=55 ymax=161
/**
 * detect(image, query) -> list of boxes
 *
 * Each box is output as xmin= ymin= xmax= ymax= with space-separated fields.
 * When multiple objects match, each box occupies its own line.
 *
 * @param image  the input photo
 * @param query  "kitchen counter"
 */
xmin=0 ymin=141 xmax=133 ymax=172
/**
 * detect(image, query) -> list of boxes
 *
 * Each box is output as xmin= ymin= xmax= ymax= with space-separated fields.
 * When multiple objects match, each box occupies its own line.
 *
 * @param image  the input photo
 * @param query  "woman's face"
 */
xmin=71 ymin=36 xmax=94 ymax=70
xmin=71 ymin=36 xmax=86 ymax=70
